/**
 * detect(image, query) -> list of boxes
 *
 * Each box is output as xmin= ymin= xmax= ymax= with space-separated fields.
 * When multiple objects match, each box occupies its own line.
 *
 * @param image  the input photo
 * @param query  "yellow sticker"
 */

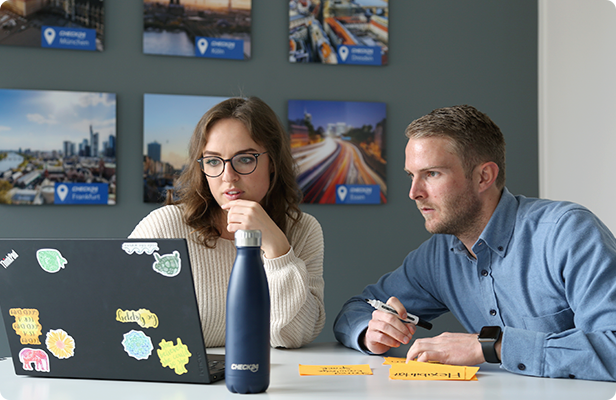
xmin=157 ymin=338 xmax=191 ymax=375
xmin=299 ymin=364 xmax=373 ymax=376
xmin=116 ymin=309 xmax=159 ymax=328
xmin=46 ymin=329 xmax=76 ymax=359
xmin=9 ymin=308 xmax=42 ymax=345
xmin=389 ymin=361 xmax=479 ymax=381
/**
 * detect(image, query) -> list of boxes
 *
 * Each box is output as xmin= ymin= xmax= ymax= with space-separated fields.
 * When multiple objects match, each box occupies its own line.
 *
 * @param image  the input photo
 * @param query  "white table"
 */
xmin=1 ymin=342 xmax=614 ymax=400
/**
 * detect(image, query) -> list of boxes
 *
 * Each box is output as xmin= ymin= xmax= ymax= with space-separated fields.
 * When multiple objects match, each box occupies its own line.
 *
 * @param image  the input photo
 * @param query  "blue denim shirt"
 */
xmin=334 ymin=188 xmax=616 ymax=381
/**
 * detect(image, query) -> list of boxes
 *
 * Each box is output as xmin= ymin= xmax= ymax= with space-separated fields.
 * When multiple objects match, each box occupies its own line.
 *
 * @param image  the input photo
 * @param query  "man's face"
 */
xmin=404 ymin=137 xmax=482 ymax=237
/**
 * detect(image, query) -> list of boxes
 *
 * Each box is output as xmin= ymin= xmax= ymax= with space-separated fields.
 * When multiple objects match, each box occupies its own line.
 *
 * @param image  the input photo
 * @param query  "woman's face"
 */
xmin=201 ymin=118 xmax=271 ymax=207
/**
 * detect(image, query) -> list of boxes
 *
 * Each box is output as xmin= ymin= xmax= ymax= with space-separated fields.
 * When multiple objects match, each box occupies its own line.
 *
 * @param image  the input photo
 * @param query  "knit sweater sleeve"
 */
xmin=264 ymin=213 xmax=325 ymax=348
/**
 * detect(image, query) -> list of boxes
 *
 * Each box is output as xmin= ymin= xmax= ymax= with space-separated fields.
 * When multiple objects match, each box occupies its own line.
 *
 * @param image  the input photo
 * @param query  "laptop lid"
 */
xmin=0 ymin=238 xmax=223 ymax=384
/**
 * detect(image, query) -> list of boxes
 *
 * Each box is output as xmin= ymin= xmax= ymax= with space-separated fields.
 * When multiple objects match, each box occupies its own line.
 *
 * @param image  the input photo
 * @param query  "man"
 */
xmin=333 ymin=105 xmax=616 ymax=381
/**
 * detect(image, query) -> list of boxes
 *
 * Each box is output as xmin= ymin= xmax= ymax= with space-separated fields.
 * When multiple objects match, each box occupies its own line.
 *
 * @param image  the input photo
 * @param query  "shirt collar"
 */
xmin=448 ymin=187 xmax=517 ymax=258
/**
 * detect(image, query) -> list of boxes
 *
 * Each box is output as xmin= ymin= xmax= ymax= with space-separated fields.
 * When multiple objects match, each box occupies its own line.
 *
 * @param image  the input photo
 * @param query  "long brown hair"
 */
xmin=167 ymin=97 xmax=302 ymax=247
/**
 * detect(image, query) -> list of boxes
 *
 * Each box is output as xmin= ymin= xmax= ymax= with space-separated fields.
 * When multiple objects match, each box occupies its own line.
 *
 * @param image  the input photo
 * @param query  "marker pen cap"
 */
xmin=235 ymin=230 xmax=262 ymax=247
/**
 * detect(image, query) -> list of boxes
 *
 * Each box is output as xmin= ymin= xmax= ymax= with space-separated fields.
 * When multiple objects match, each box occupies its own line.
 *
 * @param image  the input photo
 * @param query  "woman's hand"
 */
xmin=221 ymin=199 xmax=291 ymax=259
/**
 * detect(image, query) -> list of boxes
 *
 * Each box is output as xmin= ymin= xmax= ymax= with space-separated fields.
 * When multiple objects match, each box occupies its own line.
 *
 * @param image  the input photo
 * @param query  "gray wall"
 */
xmin=0 ymin=1 xmax=538 ymax=358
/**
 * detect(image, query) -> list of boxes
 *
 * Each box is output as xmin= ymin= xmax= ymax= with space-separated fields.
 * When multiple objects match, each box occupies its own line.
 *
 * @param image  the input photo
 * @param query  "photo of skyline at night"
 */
xmin=143 ymin=93 xmax=228 ymax=203
xmin=0 ymin=88 xmax=116 ymax=205
xmin=288 ymin=99 xmax=386 ymax=204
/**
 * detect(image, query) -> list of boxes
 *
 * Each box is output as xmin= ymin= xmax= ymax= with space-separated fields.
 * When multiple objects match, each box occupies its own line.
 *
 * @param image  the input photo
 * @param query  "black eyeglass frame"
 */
xmin=196 ymin=152 xmax=268 ymax=178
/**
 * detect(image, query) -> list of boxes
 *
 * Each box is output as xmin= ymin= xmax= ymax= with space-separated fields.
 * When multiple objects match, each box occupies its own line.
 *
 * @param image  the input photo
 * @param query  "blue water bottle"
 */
xmin=225 ymin=230 xmax=270 ymax=394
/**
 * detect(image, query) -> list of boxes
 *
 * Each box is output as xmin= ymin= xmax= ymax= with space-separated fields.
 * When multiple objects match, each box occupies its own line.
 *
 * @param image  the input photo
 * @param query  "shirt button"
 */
xmin=498 ymin=246 xmax=504 ymax=251
xmin=481 ymin=270 xmax=488 ymax=277
xmin=569 ymin=374 xmax=575 ymax=379
xmin=518 ymin=364 xmax=526 ymax=371
xmin=490 ymin=309 xmax=497 ymax=316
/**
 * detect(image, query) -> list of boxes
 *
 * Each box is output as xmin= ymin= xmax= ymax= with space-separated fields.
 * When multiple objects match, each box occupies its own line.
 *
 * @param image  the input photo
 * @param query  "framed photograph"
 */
xmin=288 ymin=99 xmax=387 ymax=204
xmin=289 ymin=0 xmax=388 ymax=65
xmin=143 ymin=0 xmax=251 ymax=60
xmin=0 ymin=89 xmax=116 ymax=205
xmin=0 ymin=0 xmax=104 ymax=51
xmin=143 ymin=93 xmax=228 ymax=203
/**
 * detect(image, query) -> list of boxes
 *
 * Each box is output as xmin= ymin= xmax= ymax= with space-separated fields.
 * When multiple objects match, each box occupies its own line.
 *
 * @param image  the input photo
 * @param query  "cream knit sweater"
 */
xmin=128 ymin=205 xmax=325 ymax=349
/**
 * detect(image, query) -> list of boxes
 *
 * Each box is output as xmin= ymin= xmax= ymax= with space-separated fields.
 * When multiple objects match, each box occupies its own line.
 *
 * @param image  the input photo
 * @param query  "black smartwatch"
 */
xmin=478 ymin=326 xmax=502 ymax=363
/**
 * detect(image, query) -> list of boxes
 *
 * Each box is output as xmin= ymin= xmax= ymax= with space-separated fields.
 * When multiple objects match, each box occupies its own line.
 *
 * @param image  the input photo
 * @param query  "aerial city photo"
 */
xmin=288 ymin=99 xmax=387 ymax=204
xmin=0 ymin=0 xmax=104 ymax=51
xmin=0 ymin=89 xmax=117 ymax=205
xmin=143 ymin=0 xmax=251 ymax=59
xmin=289 ymin=0 xmax=388 ymax=65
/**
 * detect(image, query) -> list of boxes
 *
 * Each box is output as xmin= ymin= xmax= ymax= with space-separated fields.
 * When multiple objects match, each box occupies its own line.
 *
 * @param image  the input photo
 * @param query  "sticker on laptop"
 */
xmin=122 ymin=242 xmax=160 ymax=255
xmin=19 ymin=348 xmax=50 ymax=373
xmin=36 ymin=249 xmax=68 ymax=273
xmin=157 ymin=338 xmax=191 ymax=375
xmin=9 ymin=308 xmax=42 ymax=345
xmin=46 ymin=329 xmax=75 ymax=359
xmin=116 ymin=308 xmax=159 ymax=328
xmin=1 ymin=249 xmax=19 ymax=269
xmin=152 ymin=251 xmax=181 ymax=277
xmin=122 ymin=330 xmax=154 ymax=361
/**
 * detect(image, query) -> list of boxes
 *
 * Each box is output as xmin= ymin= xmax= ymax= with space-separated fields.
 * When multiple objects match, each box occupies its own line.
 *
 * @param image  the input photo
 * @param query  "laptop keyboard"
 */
xmin=209 ymin=359 xmax=225 ymax=373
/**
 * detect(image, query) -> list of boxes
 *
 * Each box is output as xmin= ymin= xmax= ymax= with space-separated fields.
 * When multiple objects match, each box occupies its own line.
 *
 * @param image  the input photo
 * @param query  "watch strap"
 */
xmin=480 ymin=339 xmax=500 ymax=363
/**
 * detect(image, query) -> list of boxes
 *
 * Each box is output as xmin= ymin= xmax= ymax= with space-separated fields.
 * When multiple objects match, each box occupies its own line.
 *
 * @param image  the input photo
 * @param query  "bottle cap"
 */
xmin=234 ymin=230 xmax=262 ymax=247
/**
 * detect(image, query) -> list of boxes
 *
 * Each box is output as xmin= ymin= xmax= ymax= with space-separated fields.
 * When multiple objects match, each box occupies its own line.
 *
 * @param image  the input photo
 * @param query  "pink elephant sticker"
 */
xmin=19 ymin=348 xmax=50 ymax=373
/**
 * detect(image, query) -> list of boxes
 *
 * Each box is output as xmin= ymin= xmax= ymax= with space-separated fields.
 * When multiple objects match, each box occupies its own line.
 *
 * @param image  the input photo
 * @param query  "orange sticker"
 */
xmin=46 ymin=329 xmax=76 ymax=359
xmin=9 ymin=308 xmax=42 ymax=345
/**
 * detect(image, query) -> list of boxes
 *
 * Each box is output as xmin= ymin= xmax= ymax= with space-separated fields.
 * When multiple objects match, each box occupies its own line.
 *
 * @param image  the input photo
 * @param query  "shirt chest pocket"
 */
xmin=521 ymin=307 xmax=575 ymax=333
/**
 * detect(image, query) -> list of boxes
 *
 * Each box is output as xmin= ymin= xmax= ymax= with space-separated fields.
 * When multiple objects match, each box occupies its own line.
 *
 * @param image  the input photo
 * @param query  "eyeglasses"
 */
xmin=197 ymin=152 xmax=267 ymax=178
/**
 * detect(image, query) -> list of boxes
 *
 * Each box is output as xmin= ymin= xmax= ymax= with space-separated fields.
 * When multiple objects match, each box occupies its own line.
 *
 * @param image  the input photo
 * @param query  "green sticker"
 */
xmin=36 ymin=249 xmax=68 ymax=273
xmin=152 ymin=251 xmax=181 ymax=277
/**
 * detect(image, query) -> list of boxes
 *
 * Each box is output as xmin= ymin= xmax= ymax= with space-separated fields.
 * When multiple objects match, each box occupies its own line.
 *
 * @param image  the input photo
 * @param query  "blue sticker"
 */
xmin=41 ymin=26 xmax=96 ymax=51
xmin=195 ymin=37 xmax=244 ymax=60
xmin=54 ymin=183 xmax=108 ymax=205
xmin=336 ymin=184 xmax=381 ymax=204
xmin=337 ymin=45 xmax=382 ymax=66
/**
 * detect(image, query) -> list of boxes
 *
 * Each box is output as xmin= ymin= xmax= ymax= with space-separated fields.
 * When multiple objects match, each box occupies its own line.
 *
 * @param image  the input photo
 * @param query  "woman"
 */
xmin=129 ymin=97 xmax=325 ymax=349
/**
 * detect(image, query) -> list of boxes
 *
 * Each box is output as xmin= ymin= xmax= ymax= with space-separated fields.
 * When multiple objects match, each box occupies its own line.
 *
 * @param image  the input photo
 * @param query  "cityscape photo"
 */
xmin=289 ymin=0 xmax=388 ymax=65
xmin=143 ymin=93 xmax=227 ymax=203
xmin=143 ymin=0 xmax=251 ymax=60
xmin=0 ymin=0 xmax=105 ymax=51
xmin=0 ymin=89 xmax=117 ymax=205
xmin=288 ymin=99 xmax=386 ymax=204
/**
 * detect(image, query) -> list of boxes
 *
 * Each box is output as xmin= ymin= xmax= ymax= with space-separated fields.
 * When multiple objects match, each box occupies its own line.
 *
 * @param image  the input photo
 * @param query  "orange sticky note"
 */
xmin=299 ymin=364 xmax=372 ymax=376
xmin=388 ymin=360 xmax=479 ymax=381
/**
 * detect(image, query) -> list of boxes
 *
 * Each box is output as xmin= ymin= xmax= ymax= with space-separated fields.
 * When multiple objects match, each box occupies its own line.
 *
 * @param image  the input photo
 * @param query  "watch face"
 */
xmin=479 ymin=326 xmax=501 ymax=340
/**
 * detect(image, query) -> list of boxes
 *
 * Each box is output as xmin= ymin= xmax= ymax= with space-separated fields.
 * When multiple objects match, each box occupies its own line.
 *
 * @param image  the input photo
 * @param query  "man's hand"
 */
xmin=363 ymin=297 xmax=416 ymax=354
xmin=405 ymin=332 xmax=485 ymax=365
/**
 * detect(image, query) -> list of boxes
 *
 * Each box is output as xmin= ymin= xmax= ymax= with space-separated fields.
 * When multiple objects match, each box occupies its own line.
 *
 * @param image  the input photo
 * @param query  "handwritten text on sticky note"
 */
xmin=385 ymin=357 xmax=479 ymax=381
xmin=299 ymin=364 xmax=372 ymax=376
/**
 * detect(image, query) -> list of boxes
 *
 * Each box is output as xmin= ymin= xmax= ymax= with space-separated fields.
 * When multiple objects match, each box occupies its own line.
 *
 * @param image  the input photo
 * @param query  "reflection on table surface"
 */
xmin=1 ymin=342 xmax=615 ymax=400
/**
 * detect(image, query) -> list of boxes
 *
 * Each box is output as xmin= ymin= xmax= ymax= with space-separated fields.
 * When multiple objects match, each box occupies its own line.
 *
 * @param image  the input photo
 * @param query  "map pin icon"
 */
xmin=339 ymin=46 xmax=349 ymax=61
xmin=197 ymin=38 xmax=208 ymax=54
xmin=57 ymin=184 xmax=68 ymax=202
xmin=44 ymin=27 xmax=56 ymax=45
xmin=337 ymin=185 xmax=348 ymax=202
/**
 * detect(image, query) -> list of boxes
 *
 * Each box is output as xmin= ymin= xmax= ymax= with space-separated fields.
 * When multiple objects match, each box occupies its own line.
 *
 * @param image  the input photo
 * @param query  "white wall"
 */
xmin=540 ymin=0 xmax=616 ymax=232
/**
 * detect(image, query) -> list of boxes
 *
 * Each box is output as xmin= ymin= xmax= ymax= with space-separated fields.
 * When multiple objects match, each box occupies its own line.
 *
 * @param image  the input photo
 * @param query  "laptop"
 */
xmin=0 ymin=238 xmax=224 ymax=384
